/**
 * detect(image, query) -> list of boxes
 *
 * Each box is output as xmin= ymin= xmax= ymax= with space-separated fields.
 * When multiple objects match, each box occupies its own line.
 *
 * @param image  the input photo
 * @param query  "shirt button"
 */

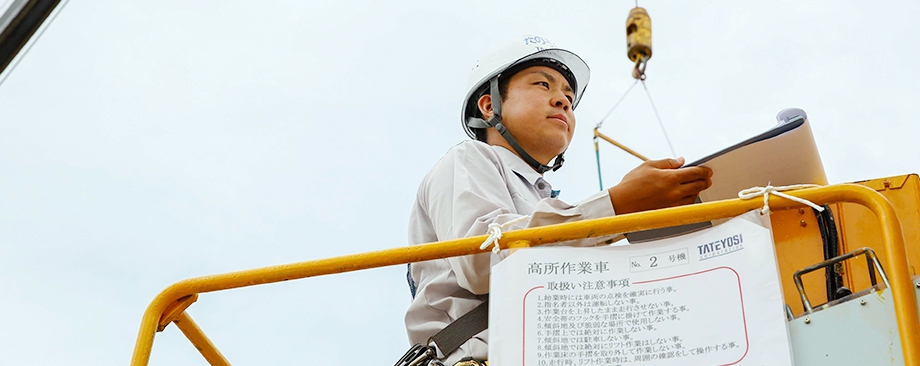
xmin=537 ymin=182 xmax=546 ymax=189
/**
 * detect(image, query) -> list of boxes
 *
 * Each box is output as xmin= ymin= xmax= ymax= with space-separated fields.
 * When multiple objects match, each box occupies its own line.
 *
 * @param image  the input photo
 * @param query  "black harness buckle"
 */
xmin=394 ymin=343 xmax=438 ymax=366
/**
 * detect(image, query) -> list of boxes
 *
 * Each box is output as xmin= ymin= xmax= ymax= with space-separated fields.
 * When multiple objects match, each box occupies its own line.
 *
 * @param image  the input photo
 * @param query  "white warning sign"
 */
xmin=489 ymin=211 xmax=793 ymax=366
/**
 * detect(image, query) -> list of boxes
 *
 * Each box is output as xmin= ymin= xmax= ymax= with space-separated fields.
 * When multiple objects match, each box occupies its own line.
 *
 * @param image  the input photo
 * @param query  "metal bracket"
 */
xmin=157 ymin=294 xmax=198 ymax=332
xmin=793 ymin=247 xmax=890 ymax=315
xmin=394 ymin=343 xmax=436 ymax=366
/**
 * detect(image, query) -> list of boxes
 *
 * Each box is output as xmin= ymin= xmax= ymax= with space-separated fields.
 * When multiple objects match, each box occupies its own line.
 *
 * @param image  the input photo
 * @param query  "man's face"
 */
xmin=487 ymin=65 xmax=576 ymax=163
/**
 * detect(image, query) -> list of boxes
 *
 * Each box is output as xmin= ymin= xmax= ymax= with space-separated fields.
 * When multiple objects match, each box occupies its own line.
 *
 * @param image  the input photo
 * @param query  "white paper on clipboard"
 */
xmin=626 ymin=108 xmax=826 ymax=242
xmin=687 ymin=108 xmax=828 ymax=202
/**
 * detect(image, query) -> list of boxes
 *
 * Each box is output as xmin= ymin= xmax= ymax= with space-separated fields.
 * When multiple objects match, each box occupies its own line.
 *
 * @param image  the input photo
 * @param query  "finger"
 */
xmin=674 ymin=166 xmax=712 ymax=183
xmin=646 ymin=157 xmax=685 ymax=170
xmin=675 ymin=194 xmax=699 ymax=206
xmin=679 ymin=179 xmax=712 ymax=197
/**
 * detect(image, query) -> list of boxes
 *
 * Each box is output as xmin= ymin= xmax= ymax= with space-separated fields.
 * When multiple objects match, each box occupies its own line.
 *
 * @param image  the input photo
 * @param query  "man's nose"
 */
xmin=552 ymin=91 xmax=571 ymax=110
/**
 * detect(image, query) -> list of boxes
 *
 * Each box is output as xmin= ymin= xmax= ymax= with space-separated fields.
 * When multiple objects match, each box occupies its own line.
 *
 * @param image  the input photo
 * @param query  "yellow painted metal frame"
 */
xmin=594 ymin=128 xmax=649 ymax=161
xmin=130 ymin=184 xmax=920 ymax=366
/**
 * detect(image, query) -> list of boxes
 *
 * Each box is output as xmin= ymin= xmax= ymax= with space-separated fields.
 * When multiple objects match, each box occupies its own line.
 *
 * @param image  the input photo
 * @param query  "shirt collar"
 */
xmin=490 ymin=145 xmax=545 ymax=186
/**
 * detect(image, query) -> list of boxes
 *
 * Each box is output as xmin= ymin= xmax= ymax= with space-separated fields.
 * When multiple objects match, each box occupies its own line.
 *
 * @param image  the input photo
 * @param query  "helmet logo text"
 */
xmin=523 ymin=36 xmax=555 ymax=50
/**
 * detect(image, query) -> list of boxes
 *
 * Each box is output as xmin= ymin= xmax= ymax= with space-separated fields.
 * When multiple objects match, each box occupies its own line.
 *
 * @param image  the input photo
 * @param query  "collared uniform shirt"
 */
xmin=405 ymin=140 xmax=619 ymax=364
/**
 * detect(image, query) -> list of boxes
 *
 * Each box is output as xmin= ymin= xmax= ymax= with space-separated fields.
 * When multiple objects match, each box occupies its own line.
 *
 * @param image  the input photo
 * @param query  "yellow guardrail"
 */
xmin=130 ymin=184 xmax=920 ymax=366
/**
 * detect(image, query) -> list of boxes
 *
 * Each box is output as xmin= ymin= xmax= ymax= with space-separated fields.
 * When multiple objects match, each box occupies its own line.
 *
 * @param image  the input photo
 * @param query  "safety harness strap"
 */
xmin=430 ymin=299 xmax=490 ymax=358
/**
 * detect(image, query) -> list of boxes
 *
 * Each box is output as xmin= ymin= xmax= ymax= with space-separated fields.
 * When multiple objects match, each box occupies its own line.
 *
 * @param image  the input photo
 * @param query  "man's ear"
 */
xmin=477 ymin=94 xmax=493 ymax=120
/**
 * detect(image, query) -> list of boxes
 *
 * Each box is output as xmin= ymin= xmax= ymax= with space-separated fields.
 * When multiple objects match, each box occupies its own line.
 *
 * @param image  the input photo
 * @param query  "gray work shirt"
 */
xmin=405 ymin=140 xmax=619 ymax=364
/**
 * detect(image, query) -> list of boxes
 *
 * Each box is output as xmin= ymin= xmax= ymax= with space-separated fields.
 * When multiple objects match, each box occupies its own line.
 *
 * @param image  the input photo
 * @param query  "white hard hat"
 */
xmin=461 ymin=35 xmax=590 ymax=138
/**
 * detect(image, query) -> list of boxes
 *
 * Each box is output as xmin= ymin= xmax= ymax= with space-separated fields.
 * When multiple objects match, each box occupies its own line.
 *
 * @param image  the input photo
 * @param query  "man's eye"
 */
xmin=566 ymin=95 xmax=574 ymax=103
xmin=536 ymin=81 xmax=549 ymax=88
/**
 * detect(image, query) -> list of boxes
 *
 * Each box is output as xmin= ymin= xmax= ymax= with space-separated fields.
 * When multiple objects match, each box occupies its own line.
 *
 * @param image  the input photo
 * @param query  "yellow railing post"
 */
xmin=130 ymin=184 xmax=920 ymax=366
xmin=172 ymin=312 xmax=231 ymax=366
xmin=594 ymin=128 xmax=649 ymax=161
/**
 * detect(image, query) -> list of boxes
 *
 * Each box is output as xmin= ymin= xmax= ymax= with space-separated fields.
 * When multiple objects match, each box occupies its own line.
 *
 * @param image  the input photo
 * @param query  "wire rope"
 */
xmin=593 ymin=79 xmax=639 ymax=191
xmin=640 ymin=79 xmax=676 ymax=157
xmin=595 ymin=79 xmax=639 ymax=130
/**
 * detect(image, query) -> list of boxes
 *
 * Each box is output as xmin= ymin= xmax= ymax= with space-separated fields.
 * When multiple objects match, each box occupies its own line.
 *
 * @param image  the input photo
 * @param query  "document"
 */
xmin=489 ymin=211 xmax=794 ymax=366
xmin=626 ymin=108 xmax=826 ymax=242
xmin=686 ymin=108 xmax=828 ymax=203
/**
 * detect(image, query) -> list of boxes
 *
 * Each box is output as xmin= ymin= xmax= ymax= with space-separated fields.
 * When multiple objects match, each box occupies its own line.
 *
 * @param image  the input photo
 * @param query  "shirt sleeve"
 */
xmin=422 ymin=143 xmax=619 ymax=295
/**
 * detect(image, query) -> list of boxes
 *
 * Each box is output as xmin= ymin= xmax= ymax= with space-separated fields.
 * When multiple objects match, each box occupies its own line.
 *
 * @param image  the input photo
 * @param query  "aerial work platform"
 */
xmin=131 ymin=176 xmax=920 ymax=365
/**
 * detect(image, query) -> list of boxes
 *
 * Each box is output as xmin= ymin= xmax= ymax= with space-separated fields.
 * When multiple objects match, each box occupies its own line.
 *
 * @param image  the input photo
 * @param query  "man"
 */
xmin=403 ymin=35 xmax=712 ymax=365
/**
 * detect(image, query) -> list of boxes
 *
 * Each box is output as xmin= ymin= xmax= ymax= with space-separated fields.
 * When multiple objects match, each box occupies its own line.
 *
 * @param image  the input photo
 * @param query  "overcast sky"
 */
xmin=1 ymin=1 xmax=918 ymax=365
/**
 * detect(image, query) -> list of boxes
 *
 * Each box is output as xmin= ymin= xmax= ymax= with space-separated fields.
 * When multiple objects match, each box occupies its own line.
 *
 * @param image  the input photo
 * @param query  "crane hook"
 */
xmin=626 ymin=7 xmax=652 ymax=80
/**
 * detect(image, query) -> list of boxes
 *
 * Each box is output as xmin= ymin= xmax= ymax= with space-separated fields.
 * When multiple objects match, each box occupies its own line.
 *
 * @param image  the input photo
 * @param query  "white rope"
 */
xmin=738 ymin=184 xmax=824 ymax=215
xmin=479 ymin=215 xmax=531 ymax=254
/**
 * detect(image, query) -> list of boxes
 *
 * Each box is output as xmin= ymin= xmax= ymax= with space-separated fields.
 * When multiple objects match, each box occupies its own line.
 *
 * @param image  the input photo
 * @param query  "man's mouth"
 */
xmin=549 ymin=114 xmax=568 ymax=125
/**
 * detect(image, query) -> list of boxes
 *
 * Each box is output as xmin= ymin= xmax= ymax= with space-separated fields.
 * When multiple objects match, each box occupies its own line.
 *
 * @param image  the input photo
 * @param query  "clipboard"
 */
xmin=625 ymin=108 xmax=827 ymax=243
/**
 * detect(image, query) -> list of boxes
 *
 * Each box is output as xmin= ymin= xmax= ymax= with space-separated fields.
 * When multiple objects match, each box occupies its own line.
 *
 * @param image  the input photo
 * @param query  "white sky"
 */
xmin=0 ymin=1 xmax=918 ymax=365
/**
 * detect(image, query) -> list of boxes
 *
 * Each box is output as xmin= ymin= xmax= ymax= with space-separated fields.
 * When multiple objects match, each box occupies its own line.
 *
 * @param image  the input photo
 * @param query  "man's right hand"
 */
xmin=607 ymin=157 xmax=713 ymax=215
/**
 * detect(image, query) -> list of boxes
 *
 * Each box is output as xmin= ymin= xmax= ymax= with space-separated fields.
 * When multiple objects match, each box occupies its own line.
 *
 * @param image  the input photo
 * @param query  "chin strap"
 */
xmin=467 ymin=77 xmax=565 ymax=174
